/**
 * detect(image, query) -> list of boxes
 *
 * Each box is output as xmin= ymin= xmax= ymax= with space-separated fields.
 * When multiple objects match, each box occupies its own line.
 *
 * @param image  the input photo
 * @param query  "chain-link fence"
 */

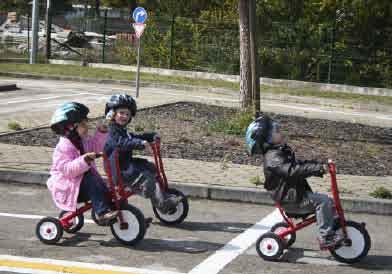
xmin=0 ymin=7 xmax=391 ymax=87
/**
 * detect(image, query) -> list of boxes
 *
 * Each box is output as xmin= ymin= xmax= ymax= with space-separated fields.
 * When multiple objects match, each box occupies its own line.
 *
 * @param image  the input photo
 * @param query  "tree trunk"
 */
xmin=249 ymin=0 xmax=260 ymax=115
xmin=238 ymin=0 xmax=252 ymax=110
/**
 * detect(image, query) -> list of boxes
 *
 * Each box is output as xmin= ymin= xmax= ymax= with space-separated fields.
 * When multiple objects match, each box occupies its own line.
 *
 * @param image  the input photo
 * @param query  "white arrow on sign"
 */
xmin=132 ymin=23 xmax=146 ymax=39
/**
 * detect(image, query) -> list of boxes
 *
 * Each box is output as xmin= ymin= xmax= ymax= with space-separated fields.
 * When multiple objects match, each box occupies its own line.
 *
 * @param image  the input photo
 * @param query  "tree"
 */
xmin=249 ymin=0 xmax=260 ymax=114
xmin=238 ymin=0 xmax=252 ymax=109
xmin=0 ymin=0 xmax=32 ymax=15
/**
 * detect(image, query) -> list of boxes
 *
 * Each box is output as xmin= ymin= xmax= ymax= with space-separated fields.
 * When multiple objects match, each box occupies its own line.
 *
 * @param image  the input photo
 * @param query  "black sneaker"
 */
xmin=319 ymin=233 xmax=345 ymax=250
xmin=97 ymin=210 xmax=118 ymax=222
xmin=158 ymin=195 xmax=183 ymax=214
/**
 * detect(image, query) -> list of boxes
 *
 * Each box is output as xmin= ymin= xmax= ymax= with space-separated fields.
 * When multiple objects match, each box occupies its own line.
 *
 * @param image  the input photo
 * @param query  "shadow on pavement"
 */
xmin=159 ymin=221 xmax=255 ymax=233
xmin=279 ymin=247 xmax=392 ymax=270
xmin=352 ymin=255 xmax=392 ymax=271
xmin=101 ymin=237 xmax=224 ymax=254
xmin=59 ymin=232 xmax=106 ymax=247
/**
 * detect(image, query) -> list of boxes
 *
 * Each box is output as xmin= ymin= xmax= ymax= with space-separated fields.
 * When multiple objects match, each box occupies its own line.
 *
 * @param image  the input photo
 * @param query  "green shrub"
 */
xmin=134 ymin=124 xmax=145 ymax=132
xmin=7 ymin=121 xmax=22 ymax=131
xmin=369 ymin=187 xmax=392 ymax=199
xmin=210 ymin=109 xmax=253 ymax=136
xmin=250 ymin=176 xmax=263 ymax=186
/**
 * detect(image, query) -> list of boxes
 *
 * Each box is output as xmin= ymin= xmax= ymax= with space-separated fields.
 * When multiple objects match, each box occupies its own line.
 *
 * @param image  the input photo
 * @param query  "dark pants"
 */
xmin=281 ymin=191 xmax=335 ymax=238
xmin=124 ymin=158 xmax=157 ymax=198
xmin=78 ymin=170 xmax=110 ymax=215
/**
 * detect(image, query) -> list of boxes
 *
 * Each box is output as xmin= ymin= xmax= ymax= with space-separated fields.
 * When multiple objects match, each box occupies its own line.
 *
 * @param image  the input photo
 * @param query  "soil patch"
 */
xmin=1 ymin=102 xmax=391 ymax=176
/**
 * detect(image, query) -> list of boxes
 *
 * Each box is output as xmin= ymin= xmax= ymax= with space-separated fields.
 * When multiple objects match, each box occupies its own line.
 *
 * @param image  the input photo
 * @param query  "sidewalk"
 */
xmin=0 ymin=142 xmax=391 ymax=203
xmin=0 ymin=76 xmax=391 ymax=215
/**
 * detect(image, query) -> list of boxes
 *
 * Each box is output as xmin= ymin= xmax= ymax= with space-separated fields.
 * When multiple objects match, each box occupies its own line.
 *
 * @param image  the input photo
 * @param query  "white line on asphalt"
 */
xmin=148 ymin=90 xmax=239 ymax=103
xmin=0 ymin=255 xmax=185 ymax=274
xmin=187 ymin=209 xmax=282 ymax=274
xmin=0 ymin=93 xmax=94 ymax=105
xmin=265 ymin=102 xmax=392 ymax=121
xmin=0 ymin=212 xmax=94 ymax=223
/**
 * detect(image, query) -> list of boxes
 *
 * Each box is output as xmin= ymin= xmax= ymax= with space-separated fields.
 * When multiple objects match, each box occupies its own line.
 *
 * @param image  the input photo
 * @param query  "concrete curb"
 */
xmin=1 ymin=169 xmax=391 ymax=216
xmin=49 ymin=59 xmax=392 ymax=97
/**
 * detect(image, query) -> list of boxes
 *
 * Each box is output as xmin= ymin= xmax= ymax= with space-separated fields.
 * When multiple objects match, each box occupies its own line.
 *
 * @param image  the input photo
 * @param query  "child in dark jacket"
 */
xmin=103 ymin=94 xmax=181 ymax=213
xmin=246 ymin=114 xmax=343 ymax=248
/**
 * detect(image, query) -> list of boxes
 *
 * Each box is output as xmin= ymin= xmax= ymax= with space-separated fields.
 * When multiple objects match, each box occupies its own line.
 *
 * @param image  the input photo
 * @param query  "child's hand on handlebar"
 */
xmin=153 ymin=133 xmax=161 ymax=142
xmin=84 ymin=152 xmax=99 ymax=163
xmin=142 ymin=140 xmax=154 ymax=155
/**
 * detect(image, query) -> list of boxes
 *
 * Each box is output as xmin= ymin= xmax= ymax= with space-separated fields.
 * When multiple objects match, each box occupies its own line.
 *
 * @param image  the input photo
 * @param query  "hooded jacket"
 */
xmin=263 ymin=144 xmax=325 ymax=203
xmin=104 ymin=123 xmax=156 ymax=182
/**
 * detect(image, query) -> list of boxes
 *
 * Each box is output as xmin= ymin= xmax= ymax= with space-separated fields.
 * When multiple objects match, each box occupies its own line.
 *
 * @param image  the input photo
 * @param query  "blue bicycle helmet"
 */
xmin=50 ymin=102 xmax=89 ymax=135
xmin=245 ymin=114 xmax=273 ymax=155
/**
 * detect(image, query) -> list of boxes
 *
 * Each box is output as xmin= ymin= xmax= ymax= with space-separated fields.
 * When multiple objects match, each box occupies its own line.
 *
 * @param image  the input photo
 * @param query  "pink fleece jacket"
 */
xmin=47 ymin=130 xmax=108 ymax=212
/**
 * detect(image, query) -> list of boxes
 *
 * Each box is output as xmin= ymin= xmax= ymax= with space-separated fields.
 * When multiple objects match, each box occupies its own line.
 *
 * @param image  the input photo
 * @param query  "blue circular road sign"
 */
xmin=133 ymin=7 xmax=147 ymax=24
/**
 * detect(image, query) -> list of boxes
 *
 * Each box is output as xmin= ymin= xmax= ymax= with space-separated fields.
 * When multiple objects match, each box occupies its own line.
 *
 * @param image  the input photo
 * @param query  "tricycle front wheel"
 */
xmin=152 ymin=188 xmax=189 ymax=225
xmin=110 ymin=203 xmax=146 ymax=246
xmin=330 ymin=221 xmax=371 ymax=264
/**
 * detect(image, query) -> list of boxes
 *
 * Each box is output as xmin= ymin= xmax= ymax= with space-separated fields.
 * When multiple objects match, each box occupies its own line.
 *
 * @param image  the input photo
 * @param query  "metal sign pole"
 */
xmin=132 ymin=7 xmax=147 ymax=98
xmin=135 ymin=37 xmax=141 ymax=98
xmin=30 ymin=0 xmax=39 ymax=64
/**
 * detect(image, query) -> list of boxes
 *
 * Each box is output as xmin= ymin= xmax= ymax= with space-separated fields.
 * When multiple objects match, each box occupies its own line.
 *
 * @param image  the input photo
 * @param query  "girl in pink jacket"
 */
xmin=47 ymin=102 xmax=117 ymax=223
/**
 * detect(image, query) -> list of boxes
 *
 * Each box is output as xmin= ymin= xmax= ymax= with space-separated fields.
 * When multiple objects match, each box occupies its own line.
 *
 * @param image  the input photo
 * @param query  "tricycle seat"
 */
xmin=281 ymin=203 xmax=315 ymax=219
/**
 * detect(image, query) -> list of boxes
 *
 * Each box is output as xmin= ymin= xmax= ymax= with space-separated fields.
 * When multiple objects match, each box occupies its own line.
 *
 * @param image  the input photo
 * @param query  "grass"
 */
xmin=369 ymin=187 xmax=392 ymax=199
xmin=7 ymin=121 xmax=22 ymax=131
xmin=249 ymin=176 xmax=263 ymax=186
xmin=0 ymin=63 xmax=238 ymax=90
xmin=209 ymin=109 xmax=254 ymax=136
xmin=0 ymin=62 xmax=391 ymax=106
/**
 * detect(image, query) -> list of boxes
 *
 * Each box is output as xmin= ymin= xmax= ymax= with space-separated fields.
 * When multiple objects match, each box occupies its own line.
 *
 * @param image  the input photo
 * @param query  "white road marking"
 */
xmin=0 ymin=93 xmax=94 ymax=105
xmin=187 ymin=209 xmax=282 ymax=274
xmin=0 ymin=212 xmax=94 ymax=224
xmin=265 ymin=102 xmax=392 ymax=121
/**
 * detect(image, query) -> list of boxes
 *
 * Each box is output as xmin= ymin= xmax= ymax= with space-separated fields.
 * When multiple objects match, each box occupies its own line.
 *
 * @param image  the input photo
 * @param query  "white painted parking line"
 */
xmin=265 ymin=102 xmax=392 ymax=121
xmin=0 ymin=212 xmax=94 ymax=224
xmin=187 ymin=209 xmax=282 ymax=274
xmin=0 ymin=255 xmax=185 ymax=274
xmin=0 ymin=93 xmax=94 ymax=105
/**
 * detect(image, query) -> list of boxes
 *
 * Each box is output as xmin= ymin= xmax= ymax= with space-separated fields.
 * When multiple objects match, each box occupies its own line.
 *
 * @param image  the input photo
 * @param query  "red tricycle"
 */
xmin=36 ymin=139 xmax=189 ymax=245
xmin=256 ymin=160 xmax=371 ymax=264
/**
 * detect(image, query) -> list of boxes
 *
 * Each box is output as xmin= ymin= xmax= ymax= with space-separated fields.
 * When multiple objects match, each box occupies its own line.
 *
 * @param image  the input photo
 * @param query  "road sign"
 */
xmin=132 ymin=23 xmax=146 ymax=39
xmin=132 ymin=7 xmax=147 ymax=24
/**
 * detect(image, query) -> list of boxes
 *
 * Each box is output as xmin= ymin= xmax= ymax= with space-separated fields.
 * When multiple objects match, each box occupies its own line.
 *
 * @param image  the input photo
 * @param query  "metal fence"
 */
xmin=0 ymin=7 xmax=391 ymax=88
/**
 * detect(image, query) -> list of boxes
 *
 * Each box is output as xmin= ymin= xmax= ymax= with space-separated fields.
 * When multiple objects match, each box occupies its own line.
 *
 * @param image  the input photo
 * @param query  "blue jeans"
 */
xmin=79 ymin=171 xmax=110 ymax=215
xmin=306 ymin=192 xmax=335 ymax=238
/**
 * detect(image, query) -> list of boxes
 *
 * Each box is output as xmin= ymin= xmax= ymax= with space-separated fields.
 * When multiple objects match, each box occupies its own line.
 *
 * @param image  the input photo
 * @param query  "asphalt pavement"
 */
xmin=0 ymin=77 xmax=391 ymax=134
xmin=0 ymin=182 xmax=391 ymax=274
